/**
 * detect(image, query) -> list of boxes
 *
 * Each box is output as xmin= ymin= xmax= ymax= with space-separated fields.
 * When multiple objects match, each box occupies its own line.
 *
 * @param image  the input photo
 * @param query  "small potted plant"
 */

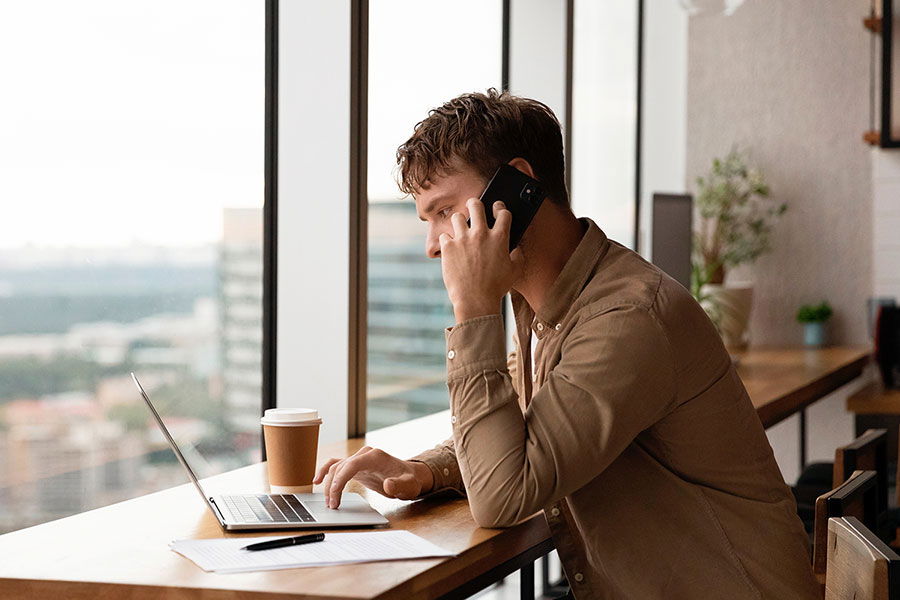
xmin=691 ymin=148 xmax=786 ymax=350
xmin=796 ymin=301 xmax=833 ymax=347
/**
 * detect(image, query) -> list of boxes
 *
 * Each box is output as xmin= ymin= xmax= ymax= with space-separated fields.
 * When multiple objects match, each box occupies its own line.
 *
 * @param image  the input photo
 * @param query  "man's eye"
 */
xmin=438 ymin=208 xmax=452 ymax=220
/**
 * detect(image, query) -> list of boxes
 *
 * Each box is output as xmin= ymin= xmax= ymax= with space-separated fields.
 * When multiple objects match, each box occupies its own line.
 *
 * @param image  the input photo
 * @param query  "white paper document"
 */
xmin=170 ymin=530 xmax=456 ymax=573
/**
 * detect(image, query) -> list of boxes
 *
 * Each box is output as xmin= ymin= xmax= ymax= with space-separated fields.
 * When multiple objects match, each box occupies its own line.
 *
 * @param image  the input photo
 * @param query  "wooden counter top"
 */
xmin=0 ymin=411 xmax=550 ymax=600
xmin=736 ymin=346 xmax=871 ymax=428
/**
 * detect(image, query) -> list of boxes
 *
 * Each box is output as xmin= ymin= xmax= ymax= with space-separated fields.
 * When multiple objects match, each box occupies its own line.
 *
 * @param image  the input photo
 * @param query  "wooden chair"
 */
xmin=794 ymin=429 xmax=888 ymax=534
xmin=813 ymin=470 xmax=880 ymax=576
xmin=824 ymin=516 xmax=900 ymax=600
xmin=834 ymin=429 xmax=889 ymax=514
xmin=846 ymin=383 xmax=900 ymax=464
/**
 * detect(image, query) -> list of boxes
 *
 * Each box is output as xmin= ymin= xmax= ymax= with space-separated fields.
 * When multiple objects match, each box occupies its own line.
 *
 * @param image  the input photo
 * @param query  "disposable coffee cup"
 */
xmin=261 ymin=408 xmax=322 ymax=494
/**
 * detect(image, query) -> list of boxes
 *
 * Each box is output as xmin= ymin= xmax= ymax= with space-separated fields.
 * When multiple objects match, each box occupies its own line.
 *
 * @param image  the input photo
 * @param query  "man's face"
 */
xmin=414 ymin=160 xmax=487 ymax=259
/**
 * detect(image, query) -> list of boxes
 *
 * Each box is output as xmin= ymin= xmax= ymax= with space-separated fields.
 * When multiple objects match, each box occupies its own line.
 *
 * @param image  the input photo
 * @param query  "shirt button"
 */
xmin=450 ymin=415 xmax=457 ymax=424
xmin=443 ymin=468 xmax=450 ymax=476
xmin=536 ymin=323 xmax=544 ymax=331
xmin=555 ymin=323 xmax=562 ymax=331
xmin=550 ymin=507 xmax=560 ymax=517
xmin=574 ymin=573 xmax=584 ymax=583
xmin=447 ymin=350 xmax=456 ymax=359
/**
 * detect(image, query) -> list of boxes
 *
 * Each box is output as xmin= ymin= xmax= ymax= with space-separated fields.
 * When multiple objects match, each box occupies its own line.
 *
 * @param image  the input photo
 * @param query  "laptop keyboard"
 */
xmin=220 ymin=494 xmax=316 ymax=523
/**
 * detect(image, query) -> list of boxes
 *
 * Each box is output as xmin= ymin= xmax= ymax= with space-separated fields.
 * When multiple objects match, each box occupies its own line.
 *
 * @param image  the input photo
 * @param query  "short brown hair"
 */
xmin=396 ymin=88 xmax=568 ymax=205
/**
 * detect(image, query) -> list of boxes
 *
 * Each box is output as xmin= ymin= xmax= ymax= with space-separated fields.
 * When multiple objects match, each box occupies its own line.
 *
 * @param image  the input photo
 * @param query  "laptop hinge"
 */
xmin=208 ymin=496 xmax=227 ymax=523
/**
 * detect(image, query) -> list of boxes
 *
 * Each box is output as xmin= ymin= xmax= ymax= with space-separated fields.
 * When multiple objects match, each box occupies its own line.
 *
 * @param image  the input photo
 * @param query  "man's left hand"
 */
xmin=439 ymin=199 xmax=524 ymax=323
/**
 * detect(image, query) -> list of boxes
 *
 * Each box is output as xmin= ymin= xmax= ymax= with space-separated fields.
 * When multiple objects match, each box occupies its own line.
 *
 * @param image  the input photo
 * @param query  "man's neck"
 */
xmin=513 ymin=203 xmax=586 ymax=314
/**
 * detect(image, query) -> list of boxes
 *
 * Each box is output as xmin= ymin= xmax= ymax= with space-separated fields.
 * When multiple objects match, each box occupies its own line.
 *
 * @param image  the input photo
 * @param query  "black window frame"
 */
xmin=262 ymin=0 xmax=645 ymax=437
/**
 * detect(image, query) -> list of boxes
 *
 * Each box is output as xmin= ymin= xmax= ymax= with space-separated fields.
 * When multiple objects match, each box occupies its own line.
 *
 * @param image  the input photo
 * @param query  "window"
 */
xmin=365 ymin=0 xmax=503 ymax=430
xmin=0 ymin=0 xmax=264 ymax=534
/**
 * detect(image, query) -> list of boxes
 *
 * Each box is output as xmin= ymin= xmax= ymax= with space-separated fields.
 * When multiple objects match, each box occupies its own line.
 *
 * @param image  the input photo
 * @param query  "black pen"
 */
xmin=241 ymin=532 xmax=325 ymax=551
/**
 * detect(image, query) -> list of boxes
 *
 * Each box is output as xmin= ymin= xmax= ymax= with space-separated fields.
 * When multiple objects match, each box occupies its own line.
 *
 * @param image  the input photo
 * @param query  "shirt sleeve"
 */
xmin=444 ymin=307 xmax=677 ymax=528
xmin=408 ymin=437 xmax=466 ymax=497
xmin=408 ymin=343 xmax=521 ymax=499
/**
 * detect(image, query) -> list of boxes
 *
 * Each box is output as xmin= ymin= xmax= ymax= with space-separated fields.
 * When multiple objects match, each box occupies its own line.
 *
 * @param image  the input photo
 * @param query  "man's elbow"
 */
xmin=469 ymin=497 xmax=526 ymax=529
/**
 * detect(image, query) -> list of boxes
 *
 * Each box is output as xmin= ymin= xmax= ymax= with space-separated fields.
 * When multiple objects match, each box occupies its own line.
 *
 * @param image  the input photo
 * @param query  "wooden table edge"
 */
xmin=755 ymin=353 xmax=870 ymax=428
xmin=0 ymin=514 xmax=552 ymax=600
xmin=0 ymin=579 xmax=328 ymax=600
xmin=374 ymin=516 xmax=553 ymax=600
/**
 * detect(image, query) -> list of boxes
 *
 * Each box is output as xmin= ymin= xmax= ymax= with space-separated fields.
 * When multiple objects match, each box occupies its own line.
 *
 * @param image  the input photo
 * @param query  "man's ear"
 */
xmin=507 ymin=157 xmax=536 ymax=180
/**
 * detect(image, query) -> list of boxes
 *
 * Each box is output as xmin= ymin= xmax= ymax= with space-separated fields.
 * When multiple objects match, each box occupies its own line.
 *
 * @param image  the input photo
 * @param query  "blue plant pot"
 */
xmin=803 ymin=322 xmax=826 ymax=347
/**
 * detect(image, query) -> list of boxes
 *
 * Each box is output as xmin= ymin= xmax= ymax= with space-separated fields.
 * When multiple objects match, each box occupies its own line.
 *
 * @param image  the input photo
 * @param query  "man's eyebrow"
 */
xmin=417 ymin=193 xmax=453 ymax=221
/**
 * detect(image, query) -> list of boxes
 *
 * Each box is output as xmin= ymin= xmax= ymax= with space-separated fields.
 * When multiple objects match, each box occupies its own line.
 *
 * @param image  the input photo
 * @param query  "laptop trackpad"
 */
xmin=303 ymin=495 xmax=384 ymax=523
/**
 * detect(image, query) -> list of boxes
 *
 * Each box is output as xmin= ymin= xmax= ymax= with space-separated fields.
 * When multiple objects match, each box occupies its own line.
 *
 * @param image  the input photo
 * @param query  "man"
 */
xmin=313 ymin=89 xmax=819 ymax=599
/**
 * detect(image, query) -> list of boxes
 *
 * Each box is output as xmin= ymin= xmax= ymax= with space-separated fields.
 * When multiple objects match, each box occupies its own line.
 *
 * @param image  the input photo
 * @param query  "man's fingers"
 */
xmin=492 ymin=200 xmax=506 ymax=219
xmin=328 ymin=456 xmax=366 ymax=509
xmin=450 ymin=212 xmax=468 ymax=238
xmin=493 ymin=204 xmax=513 ymax=238
xmin=321 ymin=461 xmax=340 ymax=507
xmin=467 ymin=198 xmax=486 ymax=231
xmin=384 ymin=473 xmax=422 ymax=500
xmin=317 ymin=447 xmax=371 ymax=487
xmin=313 ymin=458 xmax=341 ymax=484
xmin=438 ymin=232 xmax=453 ymax=256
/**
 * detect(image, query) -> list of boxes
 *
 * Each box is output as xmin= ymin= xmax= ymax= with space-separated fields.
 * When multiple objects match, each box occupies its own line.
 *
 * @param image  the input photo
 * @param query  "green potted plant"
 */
xmin=691 ymin=148 xmax=786 ymax=350
xmin=796 ymin=301 xmax=833 ymax=347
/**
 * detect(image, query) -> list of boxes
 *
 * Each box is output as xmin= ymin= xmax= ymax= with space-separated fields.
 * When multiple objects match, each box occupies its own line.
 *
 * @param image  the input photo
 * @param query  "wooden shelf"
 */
xmin=864 ymin=15 xmax=882 ymax=34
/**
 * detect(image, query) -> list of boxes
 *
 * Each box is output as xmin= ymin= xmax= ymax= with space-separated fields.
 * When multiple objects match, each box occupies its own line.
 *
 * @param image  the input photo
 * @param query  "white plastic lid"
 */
xmin=260 ymin=408 xmax=321 ymax=426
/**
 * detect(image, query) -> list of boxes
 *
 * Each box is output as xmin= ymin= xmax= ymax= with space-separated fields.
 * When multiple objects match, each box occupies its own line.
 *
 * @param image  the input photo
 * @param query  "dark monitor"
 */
xmin=651 ymin=193 xmax=693 ymax=289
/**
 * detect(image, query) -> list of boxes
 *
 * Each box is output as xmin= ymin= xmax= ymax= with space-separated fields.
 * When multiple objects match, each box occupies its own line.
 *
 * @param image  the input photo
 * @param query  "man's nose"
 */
xmin=425 ymin=229 xmax=441 ymax=259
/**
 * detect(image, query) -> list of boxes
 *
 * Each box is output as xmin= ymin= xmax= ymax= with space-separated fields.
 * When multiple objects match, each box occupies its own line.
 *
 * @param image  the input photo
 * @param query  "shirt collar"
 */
xmin=514 ymin=218 xmax=609 ymax=339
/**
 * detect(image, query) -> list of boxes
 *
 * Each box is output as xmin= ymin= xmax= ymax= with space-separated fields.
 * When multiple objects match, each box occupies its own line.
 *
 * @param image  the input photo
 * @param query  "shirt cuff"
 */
xmin=445 ymin=314 xmax=507 ymax=380
xmin=408 ymin=449 xmax=465 ymax=497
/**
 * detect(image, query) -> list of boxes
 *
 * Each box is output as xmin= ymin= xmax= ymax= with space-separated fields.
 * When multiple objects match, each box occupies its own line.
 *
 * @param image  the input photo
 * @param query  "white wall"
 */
xmin=873 ymin=149 xmax=900 ymax=303
xmin=655 ymin=1 xmax=882 ymax=482
xmin=687 ymin=0 xmax=873 ymax=346
xmin=277 ymin=0 xmax=350 ymax=444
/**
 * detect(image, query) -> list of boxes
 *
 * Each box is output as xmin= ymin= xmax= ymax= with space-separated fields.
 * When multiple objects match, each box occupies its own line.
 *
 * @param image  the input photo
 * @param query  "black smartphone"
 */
xmin=476 ymin=164 xmax=546 ymax=250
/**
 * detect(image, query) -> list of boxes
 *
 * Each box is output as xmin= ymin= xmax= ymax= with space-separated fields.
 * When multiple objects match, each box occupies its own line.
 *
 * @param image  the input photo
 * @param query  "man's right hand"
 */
xmin=312 ymin=446 xmax=435 ymax=509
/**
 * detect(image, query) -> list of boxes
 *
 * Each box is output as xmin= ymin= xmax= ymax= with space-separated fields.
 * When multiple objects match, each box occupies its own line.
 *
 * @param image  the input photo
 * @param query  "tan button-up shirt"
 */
xmin=411 ymin=219 xmax=819 ymax=599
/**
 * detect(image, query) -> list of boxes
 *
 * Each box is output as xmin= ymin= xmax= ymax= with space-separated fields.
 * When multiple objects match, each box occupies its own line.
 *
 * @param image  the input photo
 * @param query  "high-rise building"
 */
xmin=217 ymin=203 xmax=452 ymax=432
xmin=367 ymin=201 xmax=454 ymax=430
xmin=219 ymin=208 xmax=264 ymax=435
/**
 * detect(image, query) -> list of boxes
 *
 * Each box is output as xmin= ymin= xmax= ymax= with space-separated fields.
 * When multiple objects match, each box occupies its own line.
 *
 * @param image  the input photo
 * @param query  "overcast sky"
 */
xmin=0 ymin=1 xmax=501 ymax=249
xmin=0 ymin=1 xmax=265 ymax=249
xmin=1 ymin=0 xmax=642 ymax=251
xmin=367 ymin=1 xmax=501 ymax=201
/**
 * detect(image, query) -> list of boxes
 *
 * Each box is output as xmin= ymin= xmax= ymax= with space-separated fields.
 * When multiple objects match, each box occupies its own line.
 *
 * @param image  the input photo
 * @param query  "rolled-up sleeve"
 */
xmin=446 ymin=305 xmax=677 ymax=528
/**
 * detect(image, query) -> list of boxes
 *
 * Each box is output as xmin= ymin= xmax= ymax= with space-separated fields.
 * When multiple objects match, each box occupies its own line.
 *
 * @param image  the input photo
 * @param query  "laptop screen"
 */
xmin=130 ymin=373 xmax=253 ymax=511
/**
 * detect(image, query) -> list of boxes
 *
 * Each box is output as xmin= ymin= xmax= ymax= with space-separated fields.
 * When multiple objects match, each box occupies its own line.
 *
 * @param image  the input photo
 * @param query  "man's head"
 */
xmin=397 ymin=89 xmax=568 ymax=258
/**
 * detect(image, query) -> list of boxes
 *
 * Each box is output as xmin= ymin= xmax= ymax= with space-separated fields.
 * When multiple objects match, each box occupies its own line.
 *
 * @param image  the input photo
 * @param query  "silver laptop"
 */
xmin=131 ymin=373 xmax=389 ymax=530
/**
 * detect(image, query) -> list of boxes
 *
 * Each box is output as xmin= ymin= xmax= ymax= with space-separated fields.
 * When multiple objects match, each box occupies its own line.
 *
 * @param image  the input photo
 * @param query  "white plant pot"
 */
xmin=700 ymin=283 xmax=754 ymax=350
